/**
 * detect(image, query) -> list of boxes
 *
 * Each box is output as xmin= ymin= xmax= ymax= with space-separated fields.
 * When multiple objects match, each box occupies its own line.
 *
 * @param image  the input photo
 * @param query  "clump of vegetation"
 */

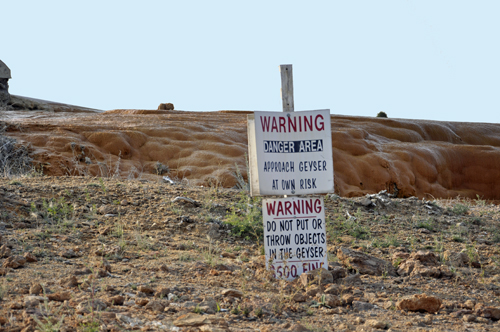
xmin=154 ymin=161 xmax=170 ymax=175
xmin=0 ymin=122 xmax=32 ymax=177
xmin=452 ymin=203 xmax=469 ymax=215
xmin=224 ymin=192 xmax=263 ymax=241
xmin=376 ymin=111 xmax=388 ymax=118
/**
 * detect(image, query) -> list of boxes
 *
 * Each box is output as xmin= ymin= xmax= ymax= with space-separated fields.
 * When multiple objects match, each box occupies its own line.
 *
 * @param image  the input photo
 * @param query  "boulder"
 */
xmin=396 ymin=294 xmax=442 ymax=313
xmin=158 ymin=103 xmax=174 ymax=110
xmin=336 ymin=247 xmax=397 ymax=276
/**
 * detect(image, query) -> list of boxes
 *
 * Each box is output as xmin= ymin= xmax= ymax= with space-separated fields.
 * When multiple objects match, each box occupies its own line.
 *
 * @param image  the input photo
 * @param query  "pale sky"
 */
xmin=3 ymin=1 xmax=499 ymax=123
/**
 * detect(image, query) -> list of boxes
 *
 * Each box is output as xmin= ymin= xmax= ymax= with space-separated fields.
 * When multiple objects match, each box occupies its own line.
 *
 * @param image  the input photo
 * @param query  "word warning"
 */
xmin=263 ymin=196 xmax=328 ymax=280
xmin=247 ymin=109 xmax=334 ymax=196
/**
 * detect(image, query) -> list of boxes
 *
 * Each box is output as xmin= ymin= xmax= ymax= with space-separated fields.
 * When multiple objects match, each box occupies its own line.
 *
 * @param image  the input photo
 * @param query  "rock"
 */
xmin=410 ymin=251 xmax=440 ymax=266
xmin=10 ymin=302 xmax=23 ymax=309
xmin=352 ymin=301 xmax=377 ymax=311
xmin=173 ymin=313 xmax=208 ymax=327
xmin=336 ymin=247 xmax=397 ymax=276
xmin=59 ymin=275 xmax=79 ymax=288
xmin=342 ymin=294 xmax=355 ymax=305
xmin=299 ymin=268 xmax=333 ymax=287
xmin=463 ymin=299 xmax=476 ymax=310
xmin=288 ymin=323 xmax=311 ymax=332
xmin=59 ymin=249 xmax=78 ymax=259
xmin=475 ymin=304 xmax=500 ymax=321
xmin=158 ymin=103 xmax=174 ymax=111
xmin=221 ymin=289 xmax=243 ymax=298
xmin=0 ymin=245 xmax=10 ymax=258
xmin=221 ymin=252 xmax=236 ymax=259
xmin=324 ymin=284 xmax=340 ymax=295
xmin=396 ymin=294 xmax=442 ymax=313
xmin=76 ymin=299 xmax=107 ymax=312
xmin=463 ymin=314 xmax=476 ymax=322
xmin=24 ymin=296 xmax=46 ymax=308
xmin=73 ymin=267 xmax=92 ymax=275
xmin=138 ymin=285 xmax=154 ymax=294
xmin=135 ymin=298 xmax=149 ymax=306
xmin=443 ymin=250 xmax=469 ymax=267
xmin=397 ymin=251 xmax=446 ymax=278
xmin=107 ymin=295 xmax=125 ymax=305
xmin=305 ymin=285 xmax=322 ymax=297
xmin=3 ymin=255 xmax=26 ymax=268
xmin=321 ymin=294 xmax=341 ymax=307
xmin=29 ymin=283 xmax=43 ymax=295
xmin=330 ymin=266 xmax=347 ymax=280
xmin=155 ymin=286 xmax=170 ymax=298
xmin=366 ymin=319 xmax=387 ymax=329
xmin=145 ymin=300 xmax=165 ymax=313
xmin=47 ymin=291 xmax=71 ymax=301
xmin=292 ymin=293 xmax=307 ymax=302
xmin=198 ymin=297 xmax=218 ymax=314
xmin=99 ymin=259 xmax=112 ymax=272
xmin=0 ymin=267 xmax=8 ymax=276
xmin=23 ymin=252 xmax=38 ymax=263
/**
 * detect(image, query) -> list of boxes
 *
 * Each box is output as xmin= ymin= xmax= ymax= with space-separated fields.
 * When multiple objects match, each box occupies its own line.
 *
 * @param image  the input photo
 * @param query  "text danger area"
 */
xmin=263 ymin=140 xmax=323 ymax=153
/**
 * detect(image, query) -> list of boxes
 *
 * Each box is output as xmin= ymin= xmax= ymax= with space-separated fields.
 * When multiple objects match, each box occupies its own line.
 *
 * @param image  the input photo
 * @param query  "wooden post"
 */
xmin=280 ymin=64 xmax=294 ymax=112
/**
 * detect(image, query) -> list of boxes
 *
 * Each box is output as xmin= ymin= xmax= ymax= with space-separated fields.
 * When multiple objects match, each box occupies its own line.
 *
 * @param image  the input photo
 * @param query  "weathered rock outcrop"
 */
xmin=2 ymin=105 xmax=500 ymax=200
xmin=0 ymin=59 xmax=11 ymax=109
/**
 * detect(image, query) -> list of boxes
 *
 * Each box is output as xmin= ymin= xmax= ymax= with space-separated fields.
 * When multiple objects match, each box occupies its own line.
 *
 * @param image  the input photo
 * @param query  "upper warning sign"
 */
xmin=247 ymin=109 xmax=334 ymax=196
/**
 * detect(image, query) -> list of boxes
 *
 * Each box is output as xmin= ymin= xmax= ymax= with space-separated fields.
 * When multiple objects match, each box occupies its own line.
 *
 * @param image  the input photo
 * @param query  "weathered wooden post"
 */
xmin=280 ymin=64 xmax=294 ymax=113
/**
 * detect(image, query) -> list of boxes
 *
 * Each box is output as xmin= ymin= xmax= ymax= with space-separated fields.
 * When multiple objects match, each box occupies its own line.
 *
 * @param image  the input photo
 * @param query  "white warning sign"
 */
xmin=263 ymin=196 xmax=328 ymax=280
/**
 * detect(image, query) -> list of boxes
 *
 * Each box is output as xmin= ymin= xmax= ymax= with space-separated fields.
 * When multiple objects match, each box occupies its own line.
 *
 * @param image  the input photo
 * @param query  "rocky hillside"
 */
xmin=0 ymin=176 xmax=499 ymax=331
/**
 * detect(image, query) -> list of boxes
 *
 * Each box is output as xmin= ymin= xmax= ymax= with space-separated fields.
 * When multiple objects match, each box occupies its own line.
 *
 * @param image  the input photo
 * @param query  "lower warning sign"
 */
xmin=262 ymin=196 xmax=328 ymax=280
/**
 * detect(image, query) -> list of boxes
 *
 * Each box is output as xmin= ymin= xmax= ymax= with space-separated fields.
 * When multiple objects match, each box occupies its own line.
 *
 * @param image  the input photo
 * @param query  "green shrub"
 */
xmin=376 ymin=111 xmax=388 ymax=118
xmin=224 ymin=193 xmax=263 ymax=241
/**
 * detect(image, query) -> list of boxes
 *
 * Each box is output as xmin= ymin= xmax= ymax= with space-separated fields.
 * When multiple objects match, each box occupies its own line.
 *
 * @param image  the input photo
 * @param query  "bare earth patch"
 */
xmin=0 ymin=176 xmax=499 ymax=331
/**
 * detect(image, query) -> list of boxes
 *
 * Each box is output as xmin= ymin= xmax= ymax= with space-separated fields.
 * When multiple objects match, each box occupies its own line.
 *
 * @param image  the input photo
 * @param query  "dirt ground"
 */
xmin=0 ymin=175 xmax=500 ymax=331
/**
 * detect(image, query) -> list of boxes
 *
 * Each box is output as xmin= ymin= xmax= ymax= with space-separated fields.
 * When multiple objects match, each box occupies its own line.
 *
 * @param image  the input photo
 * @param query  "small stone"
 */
xmin=24 ymin=252 xmax=38 ymax=263
xmin=99 ymin=259 xmax=112 ymax=272
xmin=135 ymin=298 xmax=149 ymax=306
xmin=463 ymin=314 xmax=476 ymax=322
xmin=463 ymin=299 xmax=476 ymax=310
xmin=10 ymin=302 xmax=23 ymax=309
xmin=288 ymin=323 xmax=312 ymax=332
xmin=305 ymin=285 xmax=322 ymax=298
xmin=321 ymin=294 xmax=341 ymax=307
xmin=47 ymin=291 xmax=71 ymax=302
xmin=0 ymin=244 xmax=11 ymax=258
xmin=221 ymin=289 xmax=243 ymax=298
xmin=354 ymin=317 xmax=365 ymax=324
xmin=342 ymin=294 xmax=354 ymax=305
xmin=155 ymin=287 xmax=170 ymax=298
xmin=29 ymin=283 xmax=43 ymax=295
xmin=396 ymin=293 xmax=442 ymax=313
xmin=3 ymin=255 xmax=26 ymax=268
xmin=352 ymin=301 xmax=376 ymax=311
xmin=366 ymin=319 xmax=387 ymax=329
xmin=158 ymin=103 xmax=174 ymax=111
xmin=145 ymin=300 xmax=165 ymax=313
xmin=24 ymin=296 xmax=46 ymax=308
xmin=221 ymin=252 xmax=236 ymax=259
xmin=159 ymin=264 xmax=169 ymax=272
xmin=324 ymin=284 xmax=340 ymax=295
xmin=292 ymin=293 xmax=307 ymax=302
xmin=59 ymin=275 xmax=79 ymax=288
xmin=138 ymin=285 xmax=154 ymax=294
xmin=59 ymin=248 xmax=78 ymax=259
xmin=107 ymin=295 xmax=125 ymax=305
xmin=173 ymin=313 xmax=208 ymax=327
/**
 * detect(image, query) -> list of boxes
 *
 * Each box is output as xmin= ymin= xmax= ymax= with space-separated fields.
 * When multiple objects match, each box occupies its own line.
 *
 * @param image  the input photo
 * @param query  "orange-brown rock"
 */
xmin=396 ymin=293 xmax=442 ymax=313
xmin=4 ymin=104 xmax=500 ymax=199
